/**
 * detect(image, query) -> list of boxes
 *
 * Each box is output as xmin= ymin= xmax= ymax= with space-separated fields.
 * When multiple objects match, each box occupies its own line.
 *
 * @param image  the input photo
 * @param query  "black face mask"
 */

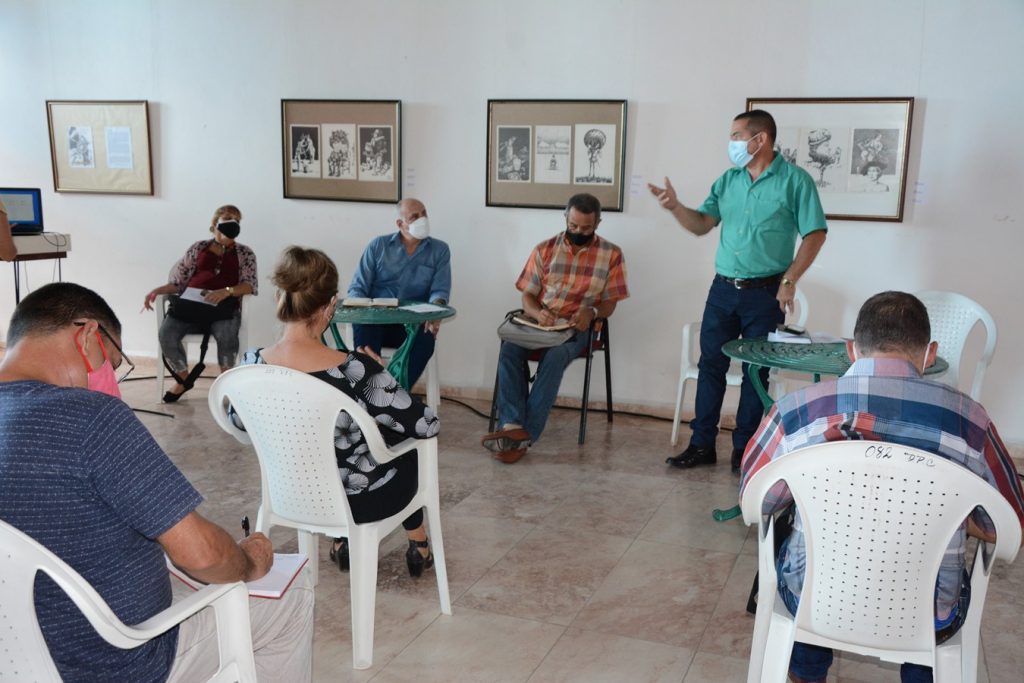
xmin=565 ymin=230 xmax=594 ymax=246
xmin=217 ymin=221 xmax=241 ymax=239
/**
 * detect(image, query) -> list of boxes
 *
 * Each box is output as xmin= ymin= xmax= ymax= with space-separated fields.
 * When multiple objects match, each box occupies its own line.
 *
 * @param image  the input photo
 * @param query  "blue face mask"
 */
xmin=728 ymin=133 xmax=762 ymax=168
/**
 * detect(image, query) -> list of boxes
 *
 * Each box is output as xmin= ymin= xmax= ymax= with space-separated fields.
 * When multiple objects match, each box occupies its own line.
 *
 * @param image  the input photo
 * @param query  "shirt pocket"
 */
xmin=750 ymin=198 xmax=791 ymax=231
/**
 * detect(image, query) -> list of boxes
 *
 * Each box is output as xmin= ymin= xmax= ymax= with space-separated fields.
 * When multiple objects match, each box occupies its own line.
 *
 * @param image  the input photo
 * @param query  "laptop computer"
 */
xmin=0 ymin=188 xmax=44 ymax=235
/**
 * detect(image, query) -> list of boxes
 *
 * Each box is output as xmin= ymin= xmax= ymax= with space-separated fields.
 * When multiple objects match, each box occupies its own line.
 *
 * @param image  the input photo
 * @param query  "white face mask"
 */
xmin=407 ymin=216 xmax=430 ymax=240
xmin=850 ymin=344 xmax=932 ymax=375
xmin=728 ymin=133 xmax=761 ymax=168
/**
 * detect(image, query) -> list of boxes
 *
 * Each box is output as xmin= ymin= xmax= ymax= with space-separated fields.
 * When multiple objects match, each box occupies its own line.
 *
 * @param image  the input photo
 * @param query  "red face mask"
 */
xmin=75 ymin=329 xmax=122 ymax=399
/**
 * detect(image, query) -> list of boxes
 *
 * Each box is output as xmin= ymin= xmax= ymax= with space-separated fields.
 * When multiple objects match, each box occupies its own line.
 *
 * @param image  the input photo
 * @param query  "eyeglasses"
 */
xmin=73 ymin=321 xmax=136 ymax=384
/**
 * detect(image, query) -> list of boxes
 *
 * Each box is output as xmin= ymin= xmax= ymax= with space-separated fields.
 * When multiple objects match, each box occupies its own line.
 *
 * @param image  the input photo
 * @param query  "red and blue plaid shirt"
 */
xmin=739 ymin=357 xmax=1024 ymax=620
xmin=516 ymin=232 xmax=628 ymax=319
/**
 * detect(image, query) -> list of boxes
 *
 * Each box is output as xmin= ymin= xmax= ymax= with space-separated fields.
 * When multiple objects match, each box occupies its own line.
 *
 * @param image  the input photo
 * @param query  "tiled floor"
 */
xmin=121 ymin=373 xmax=1022 ymax=682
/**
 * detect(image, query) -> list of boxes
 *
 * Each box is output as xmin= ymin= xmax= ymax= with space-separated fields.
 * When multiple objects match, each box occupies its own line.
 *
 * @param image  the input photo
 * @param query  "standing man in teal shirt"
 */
xmin=649 ymin=110 xmax=827 ymax=472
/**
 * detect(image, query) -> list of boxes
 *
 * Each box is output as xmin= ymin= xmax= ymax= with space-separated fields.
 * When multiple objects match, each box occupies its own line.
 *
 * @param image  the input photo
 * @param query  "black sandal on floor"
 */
xmin=329 ymin=537 xmax=349 ymax=572
xmin=406 ymin=539 xmax=434 ymax=578
xmin=162 ymin=377 xmax=194 ymax=403
xmin=162 ymin=386 xmax=189 ymax=403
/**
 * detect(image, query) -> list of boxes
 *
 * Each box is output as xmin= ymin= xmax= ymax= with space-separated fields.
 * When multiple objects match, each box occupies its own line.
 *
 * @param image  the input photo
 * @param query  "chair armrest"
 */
xmin=129 ymin=581 xmax=249 ymax=641
xmin=68 ymin=580 xmax=248 ymax=651
xmin=378 ymin=436 xmax=434 ymax=463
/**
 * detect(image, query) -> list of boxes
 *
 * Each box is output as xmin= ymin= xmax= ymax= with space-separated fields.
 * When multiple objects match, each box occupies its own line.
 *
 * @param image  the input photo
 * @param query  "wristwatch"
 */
xmin=226 ymin=286 xmax=234 ymax=296
xmin=781 ymin=278 xmax=795 ymax=288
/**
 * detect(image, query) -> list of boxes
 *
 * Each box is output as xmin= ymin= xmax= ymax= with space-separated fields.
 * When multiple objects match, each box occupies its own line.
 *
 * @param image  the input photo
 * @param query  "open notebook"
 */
xmin=342 ymin=297 xmax=399 ymax=307
xmin=166 ymin=553 xmax=308 ymax=599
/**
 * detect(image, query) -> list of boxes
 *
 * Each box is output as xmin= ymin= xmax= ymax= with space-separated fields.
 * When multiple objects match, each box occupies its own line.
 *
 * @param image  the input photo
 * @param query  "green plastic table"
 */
xmin=328 ymin=302 xmax=456 ymax=389
xmin=711 ymin=337 xmax=949 ymax=522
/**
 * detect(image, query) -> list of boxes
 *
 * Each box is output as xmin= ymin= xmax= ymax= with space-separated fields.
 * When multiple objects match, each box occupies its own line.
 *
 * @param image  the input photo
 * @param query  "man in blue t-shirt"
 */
xmin=0 ymin=282 xmax=313 ymax=682
xmin=649 ymin=109 xmax=828 ymax=473
xmin=347 ymin=197 xmax=452 ymax=385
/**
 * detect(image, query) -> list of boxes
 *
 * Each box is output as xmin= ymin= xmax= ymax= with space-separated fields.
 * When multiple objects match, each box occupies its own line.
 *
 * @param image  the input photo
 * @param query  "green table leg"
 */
xmin=714 ymin=362 xmax=774 ymax=524
xmin=326 ymin=323 xmax=348 ymax=351
xmin=385 ymin=322 xmax=420 ymax=390
xmin=747 ymin=361 xmax=774 ymax=413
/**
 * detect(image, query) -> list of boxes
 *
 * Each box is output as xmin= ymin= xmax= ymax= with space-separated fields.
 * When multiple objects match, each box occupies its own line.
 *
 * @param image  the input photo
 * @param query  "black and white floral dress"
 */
xmin=241 ymin=349 xmax=440 ymax=524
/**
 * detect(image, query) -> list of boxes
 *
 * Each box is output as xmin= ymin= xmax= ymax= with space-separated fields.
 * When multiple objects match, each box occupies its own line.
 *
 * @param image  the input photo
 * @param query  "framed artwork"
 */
xmin=281 ymin=99 xmax=401 ymax=203
xmin=46 ymin=100 xmax=153 ymax=194
xmin=746 ymin=97 xmax=915 ymax=222
xmin=486 ymin=99 xmax=627 ymax=211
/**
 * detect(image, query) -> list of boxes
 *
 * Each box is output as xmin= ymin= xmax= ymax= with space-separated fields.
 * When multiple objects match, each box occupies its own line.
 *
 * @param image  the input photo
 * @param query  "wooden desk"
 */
xmin=11 ymin=233 xmax=72 ymax=302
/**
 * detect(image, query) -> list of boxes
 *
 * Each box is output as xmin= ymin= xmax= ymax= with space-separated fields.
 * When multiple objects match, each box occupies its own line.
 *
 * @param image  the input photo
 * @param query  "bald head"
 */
xmin=397 ymin=198 xmax=426 ymax=223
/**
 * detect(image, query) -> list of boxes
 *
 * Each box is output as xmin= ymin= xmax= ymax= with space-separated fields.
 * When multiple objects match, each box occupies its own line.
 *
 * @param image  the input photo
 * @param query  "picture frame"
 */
xmin=281 ymin=99 xmax=401 ymax=203
xmin=46 ymin=100 xmax=153 ymax=195
xmin=746 ymin=97 xmax=915 ymax=222
xmin=486 ymin=99 xmax=627 ymax=211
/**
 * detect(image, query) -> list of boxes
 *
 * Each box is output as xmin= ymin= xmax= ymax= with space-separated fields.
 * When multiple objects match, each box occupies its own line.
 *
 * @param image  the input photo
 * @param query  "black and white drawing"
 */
xmin=850 ymin=128 xmax=899 ymax=176
xmin=573 ymin=124 xmax=615 ymax=184
xmin=852 ymin=161 xmax=892 ymax=193
xmin=496 ymin=126 xmax=532 ymax=182
xmin=534 ymin=125 xmax=570 ymax=184
xmin=322 ymin=123 xmax=356 ymax=179
xmin=67 ymin=126 xmax=95 ymax=169
xmin=797 ymin=126 xmax=849 ymax=191
xmin=290 ymin=124 xmax=320 ymax=177
xmin=773 ymin=127 xmax=800 ymax=166
xmin=358 ymin=125 xmax=394 ymax=182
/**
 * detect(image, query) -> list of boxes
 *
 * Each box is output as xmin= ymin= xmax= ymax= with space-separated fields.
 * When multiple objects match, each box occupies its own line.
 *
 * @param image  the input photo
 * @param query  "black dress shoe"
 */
xmin=731 ymin=448 xmax=744 ymax=473
xmin=666 ymin=445 xmax=717 ymax=468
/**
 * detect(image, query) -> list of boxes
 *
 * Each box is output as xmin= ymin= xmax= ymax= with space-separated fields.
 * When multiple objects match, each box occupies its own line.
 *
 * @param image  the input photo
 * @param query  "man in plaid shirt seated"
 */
xmin=483 ymin=193 xmax=629 ymax=464
xmin=739 ymin=290 xmax=1024 ymax=683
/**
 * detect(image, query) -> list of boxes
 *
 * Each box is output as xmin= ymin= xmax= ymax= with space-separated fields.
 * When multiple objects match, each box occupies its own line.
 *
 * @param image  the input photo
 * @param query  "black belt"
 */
xmin=715 ymin=273 xmax=783 ymax=290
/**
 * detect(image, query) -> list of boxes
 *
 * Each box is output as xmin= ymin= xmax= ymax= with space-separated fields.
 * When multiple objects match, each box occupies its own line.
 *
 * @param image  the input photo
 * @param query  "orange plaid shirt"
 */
xmin=515 ymin=232 xmax=629 ymax=318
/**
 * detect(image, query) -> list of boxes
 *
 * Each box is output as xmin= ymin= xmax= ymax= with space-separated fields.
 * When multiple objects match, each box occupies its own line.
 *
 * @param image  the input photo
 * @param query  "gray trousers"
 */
xmin=159 ymin=312 xmax=241 ymax=373
xmin=166 ymin=571 xmax=314 ymax=683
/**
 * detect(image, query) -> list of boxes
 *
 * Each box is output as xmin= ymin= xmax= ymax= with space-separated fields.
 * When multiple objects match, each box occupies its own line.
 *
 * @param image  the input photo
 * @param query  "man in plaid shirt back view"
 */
xmin=483 ymin=193 xmax=629 ymax=464
xmin=739 ymin=290 xmax=1024 ymax=683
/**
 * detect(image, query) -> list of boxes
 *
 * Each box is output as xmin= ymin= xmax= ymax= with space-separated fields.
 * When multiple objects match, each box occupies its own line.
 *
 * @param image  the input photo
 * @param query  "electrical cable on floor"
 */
xmin=120 ymin=373 xmax=729 ymax=430
xmin=435 ymin=395 xmax=733 ymax=432
xmin=126 ymin=379 xmax=1024 ymax=484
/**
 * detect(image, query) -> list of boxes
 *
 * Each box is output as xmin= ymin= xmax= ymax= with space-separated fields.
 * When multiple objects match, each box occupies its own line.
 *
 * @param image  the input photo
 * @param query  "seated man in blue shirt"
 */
xmin=347 ymin=197 xmax=452 ymax=385
xmin=0 ymin=282 xmax=313 ymax=682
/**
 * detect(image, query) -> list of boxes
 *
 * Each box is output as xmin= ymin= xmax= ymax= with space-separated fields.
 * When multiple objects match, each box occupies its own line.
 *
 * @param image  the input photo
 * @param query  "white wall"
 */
xmin=2 ymin=1 xmax=1022 ymax=440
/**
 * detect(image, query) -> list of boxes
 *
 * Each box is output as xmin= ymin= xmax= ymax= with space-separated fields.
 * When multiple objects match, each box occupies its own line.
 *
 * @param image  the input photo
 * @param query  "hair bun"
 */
xmin=270 ymin=246 xmax=340 ymax=323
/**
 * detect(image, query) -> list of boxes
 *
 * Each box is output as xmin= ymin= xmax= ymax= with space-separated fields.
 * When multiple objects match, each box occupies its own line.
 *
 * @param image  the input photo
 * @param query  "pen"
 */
xmin=241 ymin=516 xmax=250 ymax=538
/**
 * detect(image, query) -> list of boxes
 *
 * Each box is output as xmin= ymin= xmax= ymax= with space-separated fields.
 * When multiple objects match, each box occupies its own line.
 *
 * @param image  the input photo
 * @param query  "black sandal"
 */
xmin=162 ymin=384 xmax=190 ymax=403
xmin=329 ymin=537 xmax=349 ymax=572
xmin=406 ymin=539 xmax=434 ymax=578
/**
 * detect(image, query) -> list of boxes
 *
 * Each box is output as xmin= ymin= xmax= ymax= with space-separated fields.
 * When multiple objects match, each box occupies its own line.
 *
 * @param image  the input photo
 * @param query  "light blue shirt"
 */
xmin=347 ymin=233 xmax=451 ymax=303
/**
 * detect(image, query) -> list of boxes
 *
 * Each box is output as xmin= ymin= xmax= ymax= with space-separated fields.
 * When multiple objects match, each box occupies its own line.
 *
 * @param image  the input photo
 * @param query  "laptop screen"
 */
xmin=0 ymin=188 xmax=44 ymax=234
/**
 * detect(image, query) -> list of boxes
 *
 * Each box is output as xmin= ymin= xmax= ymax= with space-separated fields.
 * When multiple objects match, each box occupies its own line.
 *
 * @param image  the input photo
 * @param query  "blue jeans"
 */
xmin=690 ymin=277 xmax=784 ymax=451
xmin=495 ymin=333 xmax=590 ymax=442
xmin=777 ymin=543 xmax=971 ymax=682
xmin=353 ymin=323 xmax=435 ymax=386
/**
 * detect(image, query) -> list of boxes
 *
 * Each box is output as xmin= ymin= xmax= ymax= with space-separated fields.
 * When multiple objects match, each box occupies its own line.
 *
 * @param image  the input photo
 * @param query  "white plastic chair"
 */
xmin=915 ymin=291 xmax=997 ymax=401
xmin=207 ymin=364 xmax=451 ymax=670
xmin=0 ymin=518 xmax=257 ymax=683
xmin=670 ymin=287 xmax=807 ymax=445
xmin=741 ymin=441 xmax=1021 ymax=683
xmin=156 ymin=293 xmax=250 ymax=400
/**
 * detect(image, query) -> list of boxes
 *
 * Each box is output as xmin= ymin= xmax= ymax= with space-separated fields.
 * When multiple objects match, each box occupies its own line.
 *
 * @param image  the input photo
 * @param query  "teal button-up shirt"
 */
xmin=698 ymin=153 xmax=827 ymax=279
